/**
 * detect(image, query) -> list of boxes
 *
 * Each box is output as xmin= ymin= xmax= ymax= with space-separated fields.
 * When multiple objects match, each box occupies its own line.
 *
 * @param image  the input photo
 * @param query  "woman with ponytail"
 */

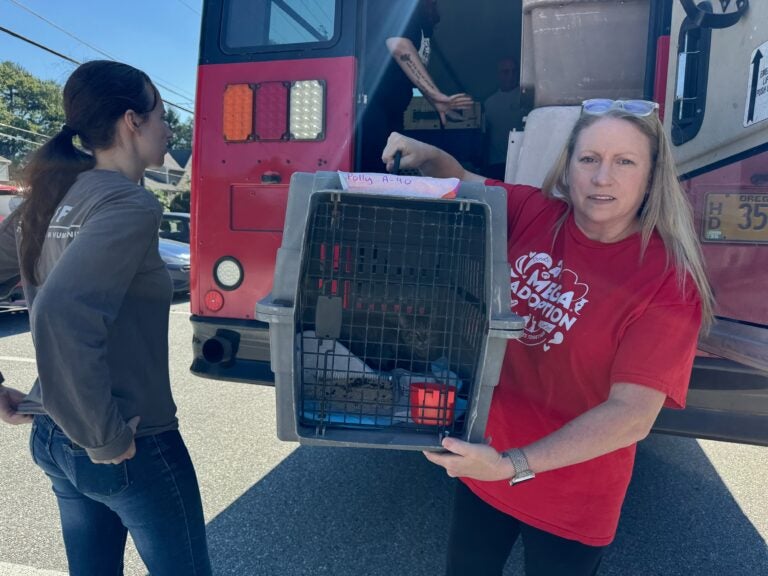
xmin=0 ymin=61 xmax=211 ymax=576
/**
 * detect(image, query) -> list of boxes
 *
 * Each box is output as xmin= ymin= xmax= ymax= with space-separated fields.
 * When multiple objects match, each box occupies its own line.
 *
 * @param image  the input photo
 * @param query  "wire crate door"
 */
xmin=297 ymin=193 xmax=489 ymax=442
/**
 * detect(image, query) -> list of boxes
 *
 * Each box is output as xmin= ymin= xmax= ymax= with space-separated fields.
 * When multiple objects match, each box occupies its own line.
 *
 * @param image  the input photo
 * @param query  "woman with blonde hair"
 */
xmin=381 ymin=99 xmax=712 ymax=576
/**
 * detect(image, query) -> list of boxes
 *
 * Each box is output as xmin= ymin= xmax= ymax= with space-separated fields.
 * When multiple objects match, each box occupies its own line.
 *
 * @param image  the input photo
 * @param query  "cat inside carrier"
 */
xmin=257 ymin=172 xmax=523 ymax=450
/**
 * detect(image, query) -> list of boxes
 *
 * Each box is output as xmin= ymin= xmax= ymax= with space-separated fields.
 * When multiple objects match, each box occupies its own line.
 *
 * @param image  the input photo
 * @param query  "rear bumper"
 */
xmin=652 ymin=357 xmax=768 ymax=446
xmin=189 ymin=315 xmax=275 ymax=385
xmin=653 ymin=407 xmax=768 ymax=446
xmin=189 ymin=317 xmax=768 ymax=444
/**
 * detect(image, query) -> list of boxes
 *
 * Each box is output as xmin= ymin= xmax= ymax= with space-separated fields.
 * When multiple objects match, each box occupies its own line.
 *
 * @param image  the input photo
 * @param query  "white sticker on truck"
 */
xmin=744 ymin=41 xmax=768 ymax=127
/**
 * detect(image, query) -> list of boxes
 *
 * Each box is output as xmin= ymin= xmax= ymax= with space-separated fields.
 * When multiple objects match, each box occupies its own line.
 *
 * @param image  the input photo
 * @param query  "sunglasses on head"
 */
xmin=581 ymin=99 xmax=659 ymax=117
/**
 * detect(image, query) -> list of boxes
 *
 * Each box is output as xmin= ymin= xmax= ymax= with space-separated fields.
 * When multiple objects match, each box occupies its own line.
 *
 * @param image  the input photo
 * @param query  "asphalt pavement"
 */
xmin=0 ymin=301 xmax=766 ymax=575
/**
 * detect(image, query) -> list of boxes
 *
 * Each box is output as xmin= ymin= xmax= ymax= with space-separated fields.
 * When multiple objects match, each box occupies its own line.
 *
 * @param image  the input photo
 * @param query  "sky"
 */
xmin=0 ymin=0 xmax=203 ymax=120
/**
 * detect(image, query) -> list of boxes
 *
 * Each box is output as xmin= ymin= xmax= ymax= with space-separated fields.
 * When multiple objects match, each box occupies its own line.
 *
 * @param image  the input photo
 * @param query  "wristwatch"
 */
xmin=503 ymin=448 xmax=535 ymax=486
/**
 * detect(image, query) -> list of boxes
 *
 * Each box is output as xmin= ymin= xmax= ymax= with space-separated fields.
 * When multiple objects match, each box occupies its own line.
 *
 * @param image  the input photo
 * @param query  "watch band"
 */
xmin=503 ymin=448 xmax=535 ymax=486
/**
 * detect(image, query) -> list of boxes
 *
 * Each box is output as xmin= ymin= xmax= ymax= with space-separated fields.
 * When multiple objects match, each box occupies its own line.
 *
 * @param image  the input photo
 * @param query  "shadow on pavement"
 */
xmin=602 ymin=434 xmax=767 ymax=576
xmin=204 ymin=436 xmax=765 ymax=576
xmin=205 ymin=447 xmax=454 ymax=576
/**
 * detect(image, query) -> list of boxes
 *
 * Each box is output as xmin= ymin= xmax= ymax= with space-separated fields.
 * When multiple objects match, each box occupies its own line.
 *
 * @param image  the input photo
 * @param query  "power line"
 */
xmin=297 ymin=0 xmax=326 ymax=30
xmin=0 ymin=25 xmax=78 ymax=63
xmin=0 ymin=131 xmax=42 ymax=147
xmin=9 ymin=0 xmax=116 ymax=58
xmin=0 ymin=26 xmax=194 ymax=115
xmin=7 ymin=0 xmax=196 ymax=104
xmin=315 ymin=0 xmax=334 ymax=22
xmin=0 ymin=122 xmax=50 ymax=141
xmin=175 ymin=0 xmax=201 ymax=16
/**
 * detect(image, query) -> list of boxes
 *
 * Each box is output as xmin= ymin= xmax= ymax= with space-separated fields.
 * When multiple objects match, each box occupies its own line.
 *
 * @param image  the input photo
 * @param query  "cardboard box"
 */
xmin=404 ymin=97 xmax=482 ymax=130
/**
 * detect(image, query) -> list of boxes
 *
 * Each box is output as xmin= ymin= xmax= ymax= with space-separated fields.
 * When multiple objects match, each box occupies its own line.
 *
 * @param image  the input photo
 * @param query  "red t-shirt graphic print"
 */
xmin=510 ymin=250 xmax=590 ymax=351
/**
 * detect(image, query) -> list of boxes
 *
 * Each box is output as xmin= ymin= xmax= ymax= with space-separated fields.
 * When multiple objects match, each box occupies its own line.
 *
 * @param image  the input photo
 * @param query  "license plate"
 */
xmin=702 ymin=192 xmax=768 ymax=243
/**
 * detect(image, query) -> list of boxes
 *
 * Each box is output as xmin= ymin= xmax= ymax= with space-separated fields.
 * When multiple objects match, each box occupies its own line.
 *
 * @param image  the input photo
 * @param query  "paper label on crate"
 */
xmin=338 ymin=172 xmax=459 ymax=199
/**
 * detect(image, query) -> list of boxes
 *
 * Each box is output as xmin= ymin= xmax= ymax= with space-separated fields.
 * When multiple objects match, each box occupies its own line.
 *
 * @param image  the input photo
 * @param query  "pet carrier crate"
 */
xmin=256 ymin=172 xmax=524 ymax=450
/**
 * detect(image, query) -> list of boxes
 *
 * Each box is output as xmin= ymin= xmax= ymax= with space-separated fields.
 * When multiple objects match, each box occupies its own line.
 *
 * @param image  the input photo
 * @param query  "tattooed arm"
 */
xmin=385 ymin=37 xmax=473 ymax=125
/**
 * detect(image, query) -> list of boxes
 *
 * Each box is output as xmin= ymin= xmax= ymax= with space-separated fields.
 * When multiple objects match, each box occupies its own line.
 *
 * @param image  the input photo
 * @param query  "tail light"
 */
xmin=214 ymin=256 xmax=244 ymax=290
xmin=222 ymin=84 xmax=253 ymax=142
xmin=222 ymin=79 xmax=325 ymax=142
xmin=204 ymin=290 xmax=224 ymax=312
xmin=289 ymin=80 xmax=325 ymax=140
xmin=255 ymin=82 xmax=289 ymax=141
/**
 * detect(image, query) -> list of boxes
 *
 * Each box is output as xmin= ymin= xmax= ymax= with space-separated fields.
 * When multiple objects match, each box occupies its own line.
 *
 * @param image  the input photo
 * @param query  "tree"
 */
xmin=166 ymin=107 xmax=194 ymax=150
xmin=0 ymin=61 xmax=65 ymax=164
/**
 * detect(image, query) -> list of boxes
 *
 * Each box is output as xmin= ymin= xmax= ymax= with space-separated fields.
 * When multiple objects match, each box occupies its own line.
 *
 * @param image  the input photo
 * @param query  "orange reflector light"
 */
xmin=222 ymin=84 xmax=253 ymax=141
xmin=204 ymin=290 xmax=224 ymax=311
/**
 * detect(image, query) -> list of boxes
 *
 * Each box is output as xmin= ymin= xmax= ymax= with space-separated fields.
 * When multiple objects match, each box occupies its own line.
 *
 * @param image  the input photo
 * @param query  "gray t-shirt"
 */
xmin=0 ymin=169 xmax=177 ymax=460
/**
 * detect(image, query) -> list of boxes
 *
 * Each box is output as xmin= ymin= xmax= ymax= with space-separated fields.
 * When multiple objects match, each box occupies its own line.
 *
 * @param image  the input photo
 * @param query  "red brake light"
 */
xmin=205 ymin=290 xmax=224 ymax=311
xmin=255 ymin=82 xmax=289 ymax=141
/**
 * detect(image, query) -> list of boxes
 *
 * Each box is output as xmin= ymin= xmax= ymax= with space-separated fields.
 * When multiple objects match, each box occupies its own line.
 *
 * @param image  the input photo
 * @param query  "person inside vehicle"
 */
xmin=0 ymin=60 xmax=211 ymax=576
xmin=360 ymin=0 xmax=473 ymax=172
xmin=483 ymin=57 xmax=524 ymax=180
xmin=380 ymin=99 xmax=713 ymax=576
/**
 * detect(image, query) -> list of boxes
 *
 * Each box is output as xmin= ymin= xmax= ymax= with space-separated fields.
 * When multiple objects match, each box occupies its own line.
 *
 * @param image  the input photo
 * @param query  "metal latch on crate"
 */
xmin=255 ymin=296 xmax=295 ymax=322
xmin=489 ymin=313 xmax=526 ymax=340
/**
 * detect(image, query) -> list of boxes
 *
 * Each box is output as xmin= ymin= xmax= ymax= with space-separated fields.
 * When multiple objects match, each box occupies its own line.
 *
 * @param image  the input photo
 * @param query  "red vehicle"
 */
xmin=190 ymin=0 xmax=768 ymax=445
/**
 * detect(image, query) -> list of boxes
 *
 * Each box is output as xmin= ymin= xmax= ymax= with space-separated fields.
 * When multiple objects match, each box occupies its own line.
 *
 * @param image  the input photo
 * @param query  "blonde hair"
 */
xmin=541 ymin=110 xmax=714 ymax=333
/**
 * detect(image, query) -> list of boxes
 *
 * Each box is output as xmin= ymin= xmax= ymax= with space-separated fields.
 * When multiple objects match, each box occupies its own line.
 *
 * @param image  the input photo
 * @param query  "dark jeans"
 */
xmin=30 ymin=415 xmax=211 ymax=576
xmin=446 ymin=481 xmax=605 ymax=576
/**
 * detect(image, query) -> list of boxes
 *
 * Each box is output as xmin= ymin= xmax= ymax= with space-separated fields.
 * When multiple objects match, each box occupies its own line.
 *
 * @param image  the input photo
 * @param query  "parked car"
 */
xmin=0 ymin=186 xmax=25 ymax=312
xmin=0 ymin=282 xmax=26 ymax=313
xmin=0 ymin=185 xmax=22 ymax=223
xmin=159 ymin=237 xmax=190 ymax=295
xmin=159 ymin=212 xmax=190 ymax=244
xmin=2 ymin=238 xmax=190 ymax=310
xmin=1 ymin=195 xmax=190 ymax=306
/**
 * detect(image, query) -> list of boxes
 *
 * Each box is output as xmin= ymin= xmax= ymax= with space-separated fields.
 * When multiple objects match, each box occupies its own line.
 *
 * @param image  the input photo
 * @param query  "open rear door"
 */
xmin=654 ymin=0 xmax=768 ymax=445
xmin=666 ymin=0 xmax=765 ymax=176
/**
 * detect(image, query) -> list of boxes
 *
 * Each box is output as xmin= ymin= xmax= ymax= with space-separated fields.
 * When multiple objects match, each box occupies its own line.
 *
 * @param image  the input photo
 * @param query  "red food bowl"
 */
xmin=410 ymin=382 xmax=456 ymax=426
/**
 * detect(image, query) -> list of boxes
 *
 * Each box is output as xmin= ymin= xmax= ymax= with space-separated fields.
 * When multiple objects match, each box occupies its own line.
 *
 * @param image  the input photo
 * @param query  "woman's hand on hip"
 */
xmin=91 ymin=416 xmax=140 ymax=465
xmin=423 ymin=436 xmax=514 ymax=482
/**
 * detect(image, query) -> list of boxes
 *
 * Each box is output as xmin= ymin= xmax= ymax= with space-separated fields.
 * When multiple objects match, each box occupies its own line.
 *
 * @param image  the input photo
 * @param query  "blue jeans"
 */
xmin=30 ymin=415 xmax=212 ymax=576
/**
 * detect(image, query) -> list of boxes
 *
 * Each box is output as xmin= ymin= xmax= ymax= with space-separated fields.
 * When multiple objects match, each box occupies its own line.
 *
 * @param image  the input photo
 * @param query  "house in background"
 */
xmin=0 ymin=156 xmax=10 ymax=183
xmin=169 ymin=149 xmax=192 ymax=178
xmin=146 ymin=151 xmax=186 ymax=185
xmin=176 ymin=151 xmax=193 ymax=191
xmin=143 ymin=149 xmax=192 ymax=208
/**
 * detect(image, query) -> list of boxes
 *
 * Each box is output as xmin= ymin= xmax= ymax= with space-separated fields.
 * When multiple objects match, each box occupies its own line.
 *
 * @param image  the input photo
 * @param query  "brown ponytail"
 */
xmin=19 ymin=129 xmax=95 ymax=283
xmin=19 ymin=60 xmax=157 ymax=284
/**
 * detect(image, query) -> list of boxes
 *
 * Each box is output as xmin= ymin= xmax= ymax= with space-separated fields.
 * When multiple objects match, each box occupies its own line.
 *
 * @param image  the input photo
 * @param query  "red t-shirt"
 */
xmin=464 ymin=183 xmax=702 ymax=546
